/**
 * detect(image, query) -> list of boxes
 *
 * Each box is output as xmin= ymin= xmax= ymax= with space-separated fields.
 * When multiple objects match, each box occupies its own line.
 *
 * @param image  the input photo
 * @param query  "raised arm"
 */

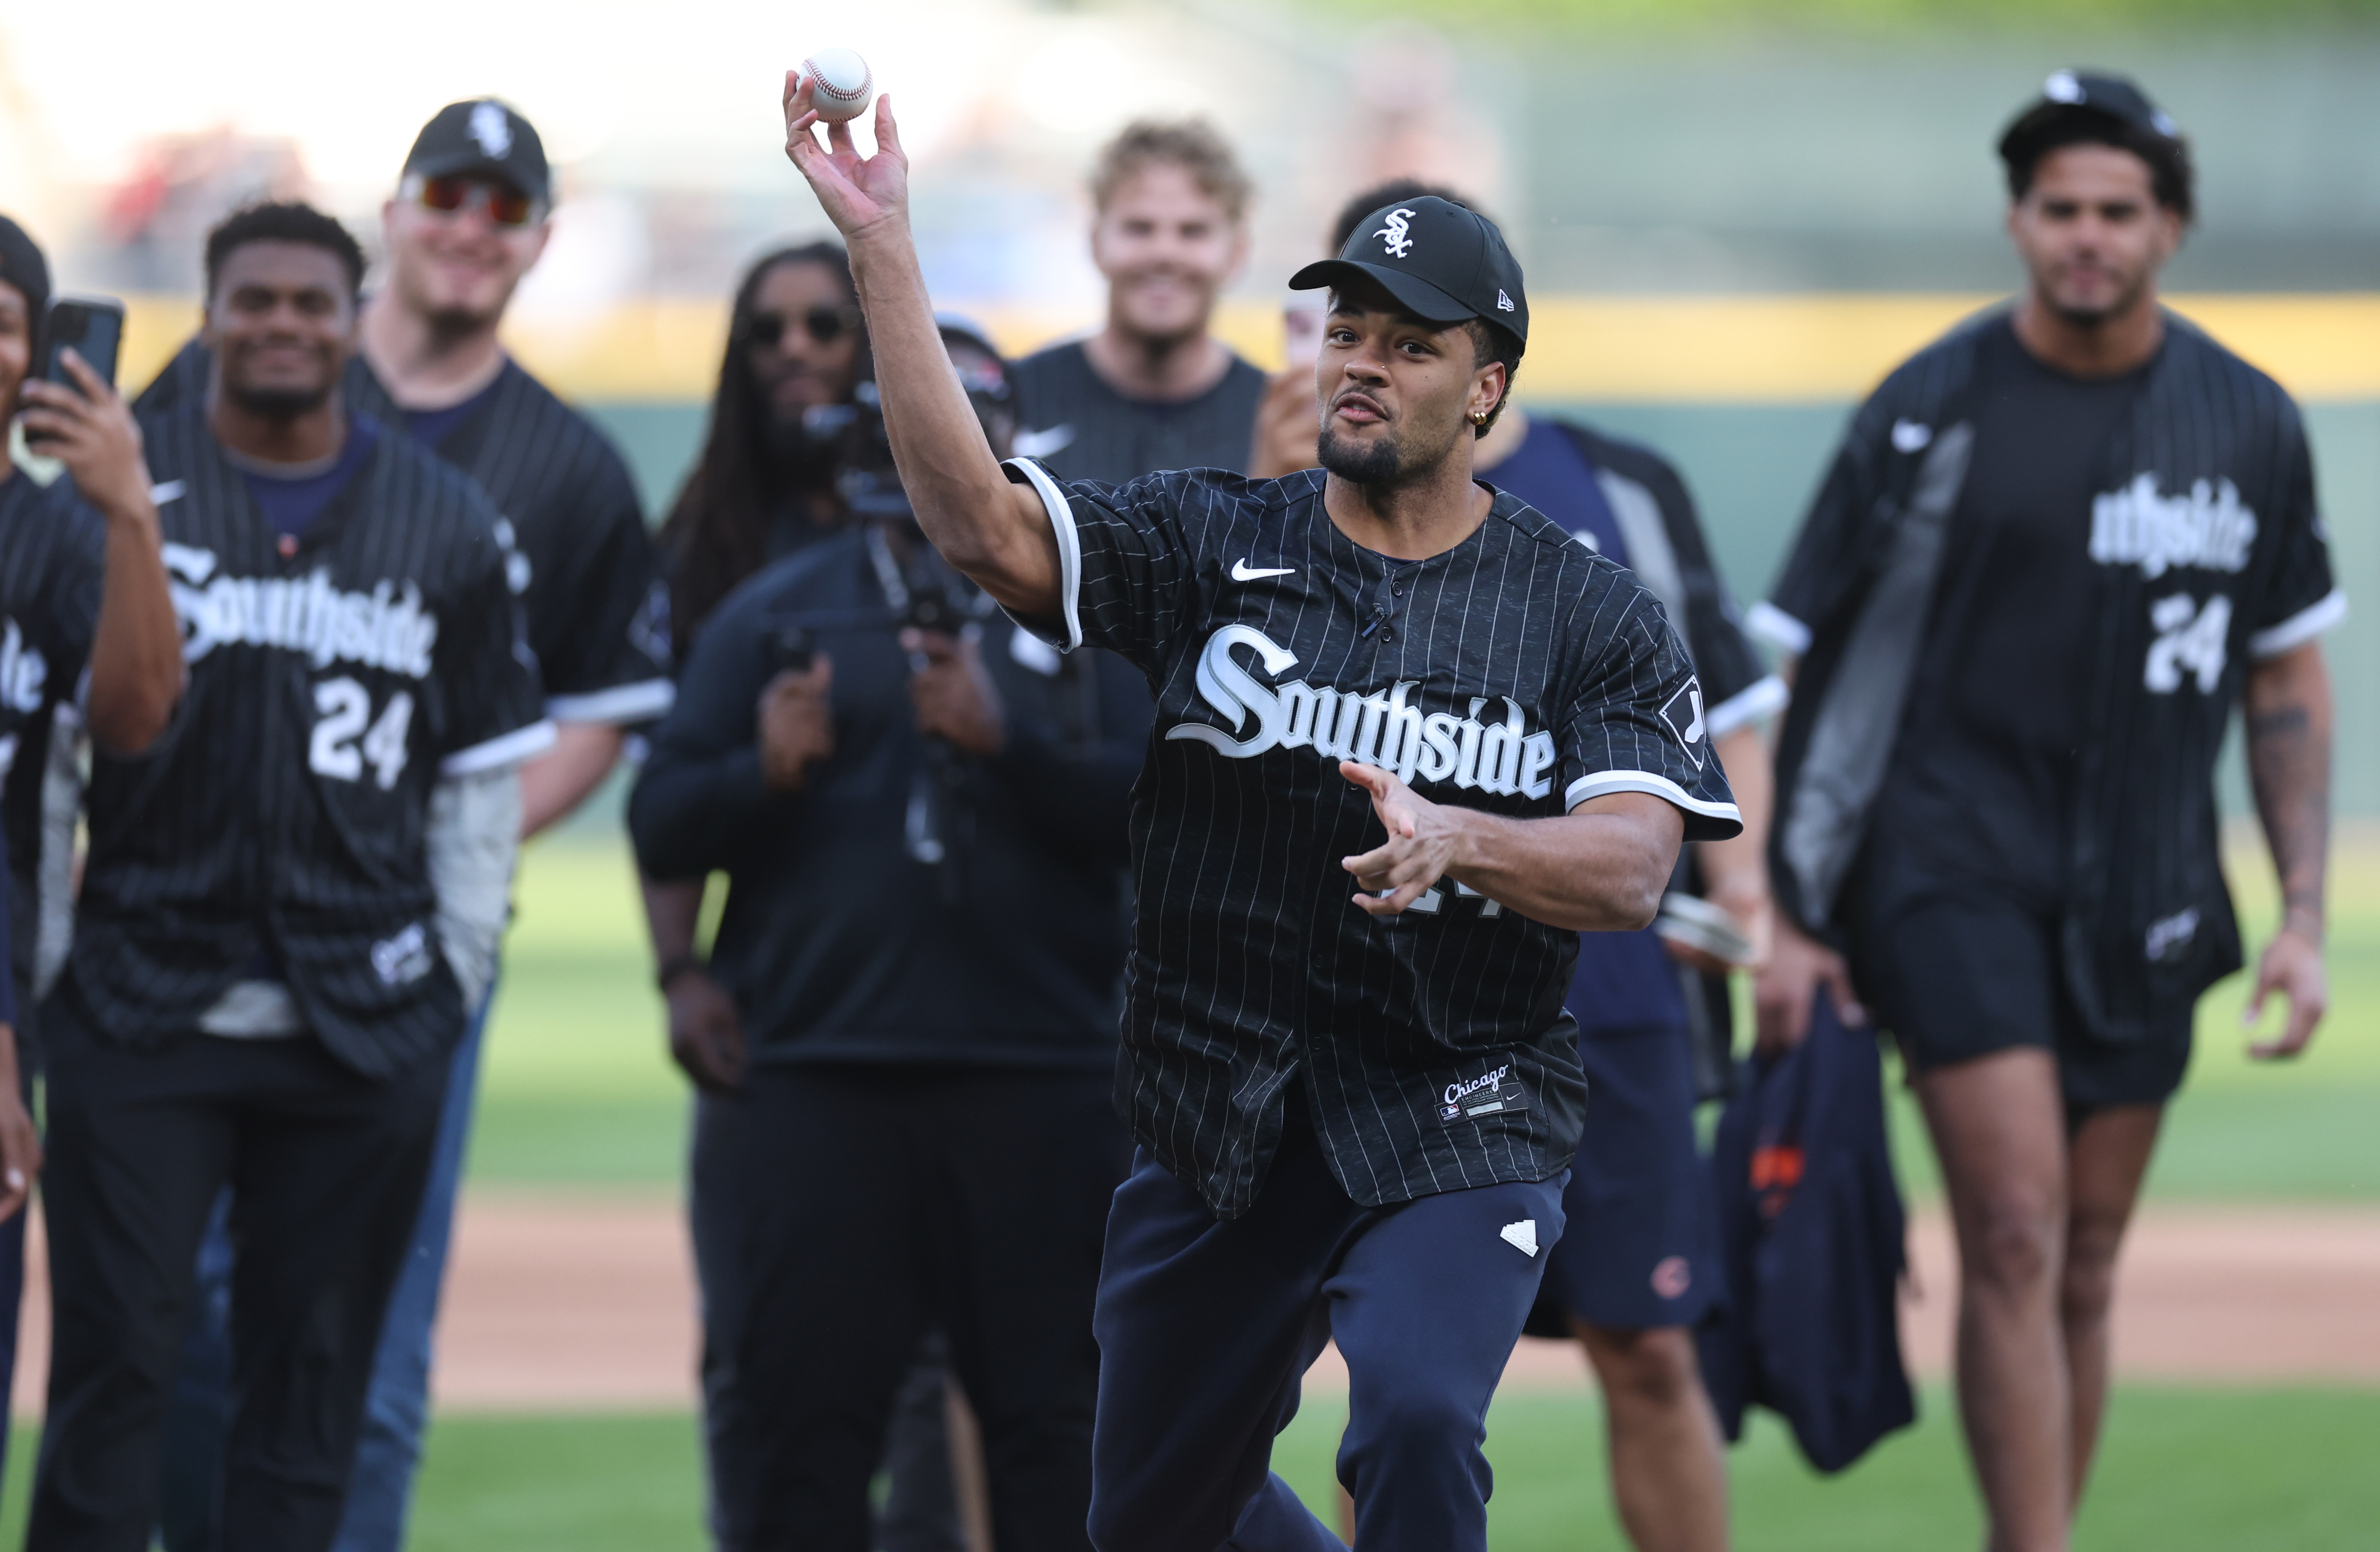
xmin=19 ymin=351 xmax=183 ymax=754
xmin=779 ymin=78 xmax=1059 ymax=621
xmin=2241 ymin=639 xmax=2332 ymax=1058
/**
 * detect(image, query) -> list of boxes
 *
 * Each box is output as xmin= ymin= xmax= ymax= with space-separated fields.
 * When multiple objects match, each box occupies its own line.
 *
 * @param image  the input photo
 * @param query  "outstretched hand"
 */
xmin=1340 ymin=762 xmax=1464 ymax=916
xmin=782 ymin=73 xmax=908 ymax=239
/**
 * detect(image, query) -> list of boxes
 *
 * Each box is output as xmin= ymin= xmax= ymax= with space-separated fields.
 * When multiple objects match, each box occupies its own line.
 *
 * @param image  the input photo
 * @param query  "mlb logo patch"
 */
xmin=1658 ymin=679 xmax=1707 ymax=769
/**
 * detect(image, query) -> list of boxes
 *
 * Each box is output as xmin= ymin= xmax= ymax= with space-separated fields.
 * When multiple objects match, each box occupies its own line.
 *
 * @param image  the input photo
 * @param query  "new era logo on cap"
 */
xmin=1497 ymin=290 xmax=1514 ymax=313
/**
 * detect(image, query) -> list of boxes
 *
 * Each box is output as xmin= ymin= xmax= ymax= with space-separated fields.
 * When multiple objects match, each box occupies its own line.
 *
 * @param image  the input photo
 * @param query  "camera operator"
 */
xmin=631 ymin=322 xmax=1146 ymax=1550
xmin=642 ymin=247 xmax=977 ymax=1551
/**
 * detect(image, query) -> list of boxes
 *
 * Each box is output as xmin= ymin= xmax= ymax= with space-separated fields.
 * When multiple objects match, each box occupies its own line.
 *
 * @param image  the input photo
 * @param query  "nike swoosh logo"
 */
xmin=1231 ymin=559 xmax=1296 ymax=581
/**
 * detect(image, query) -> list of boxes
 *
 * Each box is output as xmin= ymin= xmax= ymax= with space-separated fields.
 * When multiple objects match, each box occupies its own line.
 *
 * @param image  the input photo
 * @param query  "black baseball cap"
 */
xmin=1289 ymin=195 xmax=1527 ymax=352
xmin=0 ymin=214 xmax=49 ymax=320
xmin=402 ymin=100 xmax=551 ymax=204
xmin=1999 ymin=69 xmax=2181 ymax=160
xmin=1998 ymin=69 xmax=2192 ymax=218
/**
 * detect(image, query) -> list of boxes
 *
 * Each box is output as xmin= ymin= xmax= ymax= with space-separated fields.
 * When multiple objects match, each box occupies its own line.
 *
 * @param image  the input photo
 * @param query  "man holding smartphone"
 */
xmin=140 ymin=103 xmax=672 ymax=1552
xmin=31 ymin=199 xmax=548 ymax=1552
xmin=0 ymin=211 xmax=186 ymax=1476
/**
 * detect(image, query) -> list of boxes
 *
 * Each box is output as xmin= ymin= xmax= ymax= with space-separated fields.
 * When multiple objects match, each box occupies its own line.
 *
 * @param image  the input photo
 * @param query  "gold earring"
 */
xmin=1471 ymin=411 xmax=1488 ymax=425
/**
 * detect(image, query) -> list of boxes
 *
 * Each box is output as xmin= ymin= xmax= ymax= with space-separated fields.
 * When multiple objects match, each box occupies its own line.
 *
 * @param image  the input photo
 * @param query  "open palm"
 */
xmin=782 ymin=72 xmax=908 ymax=238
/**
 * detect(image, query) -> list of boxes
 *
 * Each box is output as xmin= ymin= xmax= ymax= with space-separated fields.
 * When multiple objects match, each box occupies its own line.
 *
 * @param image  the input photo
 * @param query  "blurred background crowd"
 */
xmin=2 ymin=0 xmax=2374 ymax=802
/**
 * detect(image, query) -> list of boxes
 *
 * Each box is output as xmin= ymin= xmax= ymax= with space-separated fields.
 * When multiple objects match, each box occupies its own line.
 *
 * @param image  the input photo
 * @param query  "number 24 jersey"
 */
xmin=72 ymin=400 xmax=550 ymax=1077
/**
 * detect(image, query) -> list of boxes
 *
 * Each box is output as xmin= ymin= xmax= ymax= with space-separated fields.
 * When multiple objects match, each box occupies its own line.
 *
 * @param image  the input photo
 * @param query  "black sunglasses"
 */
xmin=746 ymin=305 xmax=862 ymax=350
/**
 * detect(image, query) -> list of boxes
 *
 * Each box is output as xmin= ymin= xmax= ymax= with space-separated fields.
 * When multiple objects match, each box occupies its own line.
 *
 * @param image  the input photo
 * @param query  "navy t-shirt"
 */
xmin=241 ymin=416 xmax=382 ymax=540
xmin=1485 ymin=420 xmax=1690 ymax=1036
xmin=403 ymin=375 xmax=505 ymax=451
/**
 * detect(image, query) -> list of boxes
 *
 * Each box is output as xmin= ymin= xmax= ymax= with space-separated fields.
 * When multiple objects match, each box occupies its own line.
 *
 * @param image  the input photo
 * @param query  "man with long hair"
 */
xmin=643 ymin=245 xmax=982 ymax=1550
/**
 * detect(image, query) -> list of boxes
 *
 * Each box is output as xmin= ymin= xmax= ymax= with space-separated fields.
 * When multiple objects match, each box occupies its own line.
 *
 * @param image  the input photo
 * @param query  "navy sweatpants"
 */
xmin=1088 ymin=1106 xmax=1564 ymax=1552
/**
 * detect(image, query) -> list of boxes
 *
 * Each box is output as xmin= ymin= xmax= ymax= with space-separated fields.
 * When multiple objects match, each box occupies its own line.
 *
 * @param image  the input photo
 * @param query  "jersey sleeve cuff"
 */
xmin=545 ymin=679 xmax=677 ymax=726
xmin=1745 ymin=601 xmax=1812 ymax=656
xmin=1565 ymin=768 xmax=1745 ymax=841
xmin=1001 ymin=457 xmax=1083 ymax=653
xmin=440 ymin=718 xmax=558 ymax=778
xmin=2248 ymin=588 xmax=2347 ymax=660
xmin=1703 ymin=674 xmax=1788 ymax=738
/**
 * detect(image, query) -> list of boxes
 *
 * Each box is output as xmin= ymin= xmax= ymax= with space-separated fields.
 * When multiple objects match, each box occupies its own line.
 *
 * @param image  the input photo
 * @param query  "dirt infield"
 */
xmin=13 ymin=1195 xmax=2380 ymax=1413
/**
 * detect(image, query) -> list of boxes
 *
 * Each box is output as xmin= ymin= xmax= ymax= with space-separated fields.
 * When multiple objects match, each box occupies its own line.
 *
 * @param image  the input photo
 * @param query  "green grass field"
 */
xmin=6 ymin=830 xmax=2364 ymax=1546
xmin=6 ymin=1387 xmax=2374 ymax=1549
xmin=472 ymin=828 xmax=2380 ymax=1203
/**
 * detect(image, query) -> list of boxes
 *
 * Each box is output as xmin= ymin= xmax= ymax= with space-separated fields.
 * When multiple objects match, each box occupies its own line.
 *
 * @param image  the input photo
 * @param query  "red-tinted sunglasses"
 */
xmin=409 ymin=174 xmax=541 ymax=229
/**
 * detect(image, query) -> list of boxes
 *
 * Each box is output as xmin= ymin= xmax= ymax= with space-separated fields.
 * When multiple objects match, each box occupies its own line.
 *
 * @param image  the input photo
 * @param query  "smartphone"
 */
xmin=764 ymin=622 xmax=814 ymax=674
xmin=41 ymin=295 xmax=124 ymax=392
xmin=1282 ymin=296 xmax=1325 ymax=370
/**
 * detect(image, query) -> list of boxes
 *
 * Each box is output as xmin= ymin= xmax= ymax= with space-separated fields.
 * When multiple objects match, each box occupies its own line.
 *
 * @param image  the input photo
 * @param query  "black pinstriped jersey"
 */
xmin=1011 ymin=341 xmax=1268 ymax=485
xmin=0 ymin=471 xmax=103 ymax=1014
xmin=1006 ymin=461 xmax=1743 ymax=1219
xmin=140 ymin=341 xmax=672 ymax=725
xmin=1758 ymin=310 xmax=2343 ymax=1035
xmin=69 ymin=399 xmax=550 ymax=1077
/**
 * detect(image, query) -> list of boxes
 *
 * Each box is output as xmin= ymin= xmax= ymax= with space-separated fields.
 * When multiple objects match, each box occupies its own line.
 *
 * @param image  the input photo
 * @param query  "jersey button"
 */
xmin=1391 ymin=584 xmax=1403 ymax=597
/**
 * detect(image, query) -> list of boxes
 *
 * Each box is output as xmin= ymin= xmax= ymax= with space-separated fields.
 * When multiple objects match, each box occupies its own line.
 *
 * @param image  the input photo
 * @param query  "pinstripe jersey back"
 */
xmin=0 ymin=472 xmax=102 ymax=1011
xmin=1010 ymin=462 xmax=1742 ymax=1218
xmin=71 ymin=400 xmax=548 ymax=1077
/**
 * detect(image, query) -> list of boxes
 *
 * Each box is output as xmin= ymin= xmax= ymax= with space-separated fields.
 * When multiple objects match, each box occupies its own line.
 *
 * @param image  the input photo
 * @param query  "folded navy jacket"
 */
xmin=1696 ymin=988 xmax=1916 ymax=1472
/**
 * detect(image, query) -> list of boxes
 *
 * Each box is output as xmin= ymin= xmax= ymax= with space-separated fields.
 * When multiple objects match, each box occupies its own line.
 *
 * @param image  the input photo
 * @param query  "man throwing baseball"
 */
xmin=783 ymin=82 xmax=1739 ymax=1551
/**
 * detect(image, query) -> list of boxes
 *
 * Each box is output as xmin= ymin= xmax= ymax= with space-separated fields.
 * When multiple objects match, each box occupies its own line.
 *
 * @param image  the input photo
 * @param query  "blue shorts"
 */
xmin=1528 ymin=1018 xmax=1722 ymax=1334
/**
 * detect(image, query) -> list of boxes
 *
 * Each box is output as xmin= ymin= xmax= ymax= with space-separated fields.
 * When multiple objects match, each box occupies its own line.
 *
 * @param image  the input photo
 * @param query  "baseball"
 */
xmin=798 ymin=47 xmax=875 ymax=123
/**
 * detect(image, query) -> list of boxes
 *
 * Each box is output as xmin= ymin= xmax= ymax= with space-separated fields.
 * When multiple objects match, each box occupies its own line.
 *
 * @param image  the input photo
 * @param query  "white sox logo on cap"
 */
xmin=469 ymin=102 xmax=512 ymax=158
xmin=1374 ymin=208 xmax=1416 ymax=258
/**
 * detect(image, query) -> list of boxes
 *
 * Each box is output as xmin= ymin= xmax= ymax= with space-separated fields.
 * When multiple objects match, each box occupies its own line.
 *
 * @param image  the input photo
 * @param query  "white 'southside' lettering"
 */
xmin=1165 ymin=625 xmax=1555 ymax=796
xmin=165 ymin=545 xmax=439 ymax=679
xmin=2090 ymin=474 xmax=2257 ymax=580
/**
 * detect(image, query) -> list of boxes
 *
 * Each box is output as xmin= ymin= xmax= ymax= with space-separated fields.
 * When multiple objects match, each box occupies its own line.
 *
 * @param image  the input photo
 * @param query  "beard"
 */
xmin=222 ymin=378 xmax=336 ymax=421
xmin=421 ymin=300 xmax=498 ymax=341
xmin=2041 ymin=261 xmax=2151 ymax=329
xmin=1318 ymin=422 xmax=1413 ymax=487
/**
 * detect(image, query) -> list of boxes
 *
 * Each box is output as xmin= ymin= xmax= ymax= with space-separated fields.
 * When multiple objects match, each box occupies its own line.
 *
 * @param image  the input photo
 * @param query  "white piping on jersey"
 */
xmin=2247 ymin=587 xmax=2348 ymax=660
xmin=545 ymin=678 xmax=676 ymax=726
xmin=440 ymin=717 xmax=558 ymax=777
xmin=1003 ymin=459 xmax=1085 ymax=651
xmin=163 ymin=543 xmax=438 ymax=678
xmin=1745 ymin=601 xmax=1811 ymax=656
xmin=1566 ymin=768 xmax=1743 ymax=824
xmin=1704 ymin=674 xmax=1788 ymax=739
xmin=1165 ymin=623 xmax=1561 ymax=799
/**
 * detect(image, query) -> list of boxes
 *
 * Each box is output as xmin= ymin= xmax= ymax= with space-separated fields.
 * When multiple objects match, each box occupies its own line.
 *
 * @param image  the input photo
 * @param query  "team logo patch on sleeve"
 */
xmin=1658 ymin=678 xmax=1708 ymax=769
